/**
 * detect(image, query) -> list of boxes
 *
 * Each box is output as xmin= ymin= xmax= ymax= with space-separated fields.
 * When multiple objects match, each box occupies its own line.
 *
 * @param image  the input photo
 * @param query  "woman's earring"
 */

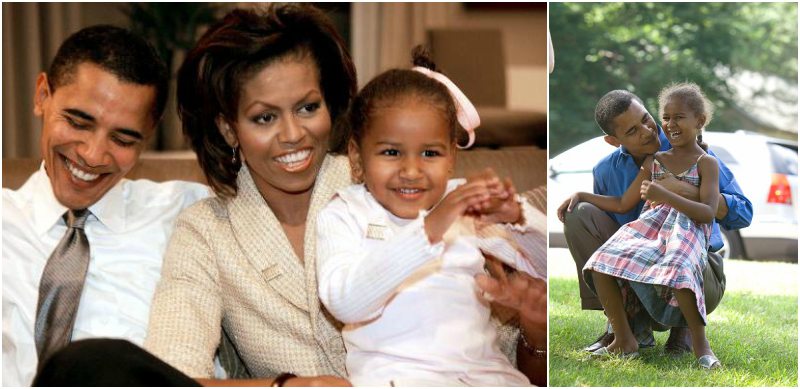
xmin=231 ymin=146 xmax=239 ymax=164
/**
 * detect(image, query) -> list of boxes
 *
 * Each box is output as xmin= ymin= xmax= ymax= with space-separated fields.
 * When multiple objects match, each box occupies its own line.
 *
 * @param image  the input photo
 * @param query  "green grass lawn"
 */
xmin=548 ymin=248 xmax=798 ymax=387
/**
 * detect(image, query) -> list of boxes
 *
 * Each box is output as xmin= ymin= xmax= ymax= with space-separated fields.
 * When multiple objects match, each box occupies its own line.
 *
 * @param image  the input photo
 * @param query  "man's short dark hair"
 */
xmin=47 ymin=25 xmax=169 ymax=125
xmin=594 ymin=90 xmax=644 ymax=136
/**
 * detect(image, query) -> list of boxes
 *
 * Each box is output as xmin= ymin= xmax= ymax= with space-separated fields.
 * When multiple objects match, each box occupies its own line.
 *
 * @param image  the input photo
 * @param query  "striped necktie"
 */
xmin=34 ymin=209 xmax=91 ymax=367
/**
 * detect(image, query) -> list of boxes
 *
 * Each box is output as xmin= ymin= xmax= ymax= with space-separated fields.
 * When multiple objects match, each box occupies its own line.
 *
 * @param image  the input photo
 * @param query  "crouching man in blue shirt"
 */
xmin=557 ymin=90 xmax=752 ymax=354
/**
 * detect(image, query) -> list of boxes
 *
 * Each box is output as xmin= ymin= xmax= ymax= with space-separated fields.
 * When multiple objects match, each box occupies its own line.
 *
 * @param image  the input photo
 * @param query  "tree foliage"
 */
xmin=550 ymin=2 xmax=797 ymax=154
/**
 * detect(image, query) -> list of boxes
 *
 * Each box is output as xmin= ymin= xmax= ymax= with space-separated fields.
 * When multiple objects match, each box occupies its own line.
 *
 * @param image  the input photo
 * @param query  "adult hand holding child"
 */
xmin=476 ymin=257 xmax=547 ymax=328
xmin=464 ymin=168 xmax=546 ymax=386
xmin=476 ymin=257 xmax=547 ymax=386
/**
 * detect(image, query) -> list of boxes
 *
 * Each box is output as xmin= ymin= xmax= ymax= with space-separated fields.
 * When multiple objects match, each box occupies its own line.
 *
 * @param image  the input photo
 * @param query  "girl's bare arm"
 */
xmin=576 ymin=155 xmax=654 ymax=214
xmin=642 ymin=155 xmax=719 ymax=223
xmin=655 ymin=172 xmax=729 ymax=219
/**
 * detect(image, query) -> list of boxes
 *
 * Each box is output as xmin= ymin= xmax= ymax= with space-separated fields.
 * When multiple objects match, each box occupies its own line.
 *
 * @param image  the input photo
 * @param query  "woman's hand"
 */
xmin=476 ymin=256 xmax=546 ymax=386
xmin=474 ymin=257 xmax=546 ymax=330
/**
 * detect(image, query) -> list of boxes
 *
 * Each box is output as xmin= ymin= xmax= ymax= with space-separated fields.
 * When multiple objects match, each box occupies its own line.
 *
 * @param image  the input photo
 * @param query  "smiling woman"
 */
xmin=142 ymin=4 xmax=359 ymax=386
xmin=218 ymin=55 xmax=332 ymax=214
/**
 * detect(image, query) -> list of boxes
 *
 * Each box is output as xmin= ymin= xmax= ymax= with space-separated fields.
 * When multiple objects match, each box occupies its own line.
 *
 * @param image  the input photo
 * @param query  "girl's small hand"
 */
xmin=465 ymin=168 xmax=509 ymax=214
xmin=425 ymin=180 xmax=492 ymax=243
xmin=640 ymin=180 xmax=668 ymax=203
xmin=475 ymin=177 xmax=522 ymax=224
xmin=640 ymin=180 xmax=652 ymax=200
xmin=650 ymin=173 xmax=680 ymax=206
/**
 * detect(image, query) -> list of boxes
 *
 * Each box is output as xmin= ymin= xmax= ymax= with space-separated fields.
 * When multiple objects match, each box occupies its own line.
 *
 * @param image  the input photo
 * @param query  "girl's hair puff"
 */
xmin=658 ymin=82 xmax=714 ymax=151
xmin=343 ymin=45 xmax=459 ymax=147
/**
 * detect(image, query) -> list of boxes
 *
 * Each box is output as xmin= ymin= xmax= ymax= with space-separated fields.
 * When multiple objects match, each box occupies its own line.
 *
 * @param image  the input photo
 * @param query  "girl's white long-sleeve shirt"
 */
xmin=316 ymin=180 xmax=545 ymax=386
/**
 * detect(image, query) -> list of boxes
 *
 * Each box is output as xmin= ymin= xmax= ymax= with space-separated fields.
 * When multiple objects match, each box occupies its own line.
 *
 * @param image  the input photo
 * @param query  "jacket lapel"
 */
xmin=303 ymin=156 xmax=351 ymax=373
xmin=227 ymin=164 xmax=308 ymax=312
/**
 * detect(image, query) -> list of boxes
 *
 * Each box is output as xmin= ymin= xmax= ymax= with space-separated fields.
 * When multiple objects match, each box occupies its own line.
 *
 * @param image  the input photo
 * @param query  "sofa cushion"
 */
xmin=3 ymin=147 xmax=546 ymax=193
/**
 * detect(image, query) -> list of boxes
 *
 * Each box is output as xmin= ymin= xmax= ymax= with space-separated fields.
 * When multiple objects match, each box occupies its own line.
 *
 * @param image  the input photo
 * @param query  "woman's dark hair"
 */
xmin=49 ymin=25 xmax=169 ymax=126
xmin=177 ymin=4 xmax=357 ymax=197
xmin=346 ymin=46 xmax=459 ymax=148
xmin=658 ymin=82 xmax=713 ymax=151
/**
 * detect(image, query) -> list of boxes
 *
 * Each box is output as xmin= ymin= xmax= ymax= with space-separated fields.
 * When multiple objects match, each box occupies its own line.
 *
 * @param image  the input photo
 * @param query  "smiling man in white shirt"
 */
xmin=2 ymin=25 xmax=209 ymax=386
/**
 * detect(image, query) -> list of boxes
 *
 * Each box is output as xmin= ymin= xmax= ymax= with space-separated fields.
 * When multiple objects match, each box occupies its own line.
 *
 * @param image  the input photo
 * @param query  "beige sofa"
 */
xmin=3 ymin=147 xmax=547 ymax=196
xmin=3 ymin=147 xmax=547 ymax=377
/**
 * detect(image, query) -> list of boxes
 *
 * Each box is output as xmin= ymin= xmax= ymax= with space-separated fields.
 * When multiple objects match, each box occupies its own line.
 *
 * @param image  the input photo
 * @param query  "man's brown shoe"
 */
xmin=665 ymin=327 xmax=693 ymax=355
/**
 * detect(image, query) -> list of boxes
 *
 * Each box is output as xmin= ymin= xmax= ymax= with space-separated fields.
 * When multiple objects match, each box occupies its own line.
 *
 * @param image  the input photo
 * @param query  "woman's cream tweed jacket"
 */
xmin=144 ymin=154 xmax=521 ymax=379
xmin=145 ymin=155 xmax=352 ymax=378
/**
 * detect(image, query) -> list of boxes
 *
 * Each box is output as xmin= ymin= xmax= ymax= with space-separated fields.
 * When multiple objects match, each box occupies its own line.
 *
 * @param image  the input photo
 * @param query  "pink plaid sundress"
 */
xmin=583 ymin=155 xmax=712 ymax=327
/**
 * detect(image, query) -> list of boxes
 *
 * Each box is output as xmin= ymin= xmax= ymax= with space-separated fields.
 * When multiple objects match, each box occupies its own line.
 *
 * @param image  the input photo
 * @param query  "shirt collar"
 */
xmin=88 ymin=176 xmax=127 ymax=233
xmin=617 ymin=145 xmax=633 ymax=158
xmin=29 ymin=164 xmax=69 ymax=236
xmin=28 ymin=163 xmax=127 ymax=235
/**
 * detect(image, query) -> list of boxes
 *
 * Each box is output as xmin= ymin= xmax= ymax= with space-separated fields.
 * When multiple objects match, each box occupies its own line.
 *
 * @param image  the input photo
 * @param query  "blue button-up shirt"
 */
xmin=593 ymin=127 xmax=753 ymax=252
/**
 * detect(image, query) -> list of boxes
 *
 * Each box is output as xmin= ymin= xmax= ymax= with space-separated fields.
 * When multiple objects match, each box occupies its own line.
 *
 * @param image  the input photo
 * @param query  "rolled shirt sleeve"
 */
xmin=715 ymin=158 xmax=753 ymax=230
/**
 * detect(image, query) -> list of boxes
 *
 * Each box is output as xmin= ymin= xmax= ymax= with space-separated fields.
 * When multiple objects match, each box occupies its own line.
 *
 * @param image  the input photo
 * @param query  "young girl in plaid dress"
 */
xmin=576 ymin=83 xmax=721 ymax=369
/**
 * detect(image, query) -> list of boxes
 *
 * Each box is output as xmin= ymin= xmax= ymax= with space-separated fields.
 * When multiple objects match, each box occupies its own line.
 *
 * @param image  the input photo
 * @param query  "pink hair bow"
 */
xmin=412 ymin=66 xmax=480 ymax=149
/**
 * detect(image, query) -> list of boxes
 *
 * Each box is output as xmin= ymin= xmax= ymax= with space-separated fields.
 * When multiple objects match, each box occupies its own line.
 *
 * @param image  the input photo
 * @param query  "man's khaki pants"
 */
xmin=564 ymin=202 xmax=725 ymax=317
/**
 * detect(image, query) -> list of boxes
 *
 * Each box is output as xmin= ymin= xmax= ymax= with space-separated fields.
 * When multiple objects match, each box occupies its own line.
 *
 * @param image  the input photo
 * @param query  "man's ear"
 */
xmin=347 ymin=138 xmax=364 ymax=184
xmin=215 ymin=115 xmax=238 ymax=147
xmin=603 ymin=135 xmax=621 ymax=148
xmin=33 ymin=73 xmax=51 ymax=117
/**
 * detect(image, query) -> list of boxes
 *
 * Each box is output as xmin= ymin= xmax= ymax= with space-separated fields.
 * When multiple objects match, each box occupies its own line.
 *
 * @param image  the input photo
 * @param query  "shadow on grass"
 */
xmin=550 ymin=277 xmax=798 ymax=387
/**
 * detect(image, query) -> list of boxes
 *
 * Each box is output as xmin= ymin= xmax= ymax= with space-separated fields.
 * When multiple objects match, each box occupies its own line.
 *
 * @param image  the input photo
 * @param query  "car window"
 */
xmin=767 ymin=143 xmax=798 ymax=176
xmin=551 ymin=137 xmax=611 ymax=173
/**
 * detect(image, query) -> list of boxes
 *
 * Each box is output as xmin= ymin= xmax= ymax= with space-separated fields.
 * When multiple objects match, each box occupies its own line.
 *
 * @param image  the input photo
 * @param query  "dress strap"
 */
xmin=652 ymin=155 xmax=662 ymax=169
xmin=695 ymin=153 xmax=706 ymax=164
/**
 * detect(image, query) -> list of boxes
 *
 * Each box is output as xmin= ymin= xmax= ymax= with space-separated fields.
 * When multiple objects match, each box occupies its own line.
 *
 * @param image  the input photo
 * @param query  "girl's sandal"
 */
xmin=590 ymin=346 xmax=639 ymax=360
xmin=698 ymin=355 xmax=721 ymax=370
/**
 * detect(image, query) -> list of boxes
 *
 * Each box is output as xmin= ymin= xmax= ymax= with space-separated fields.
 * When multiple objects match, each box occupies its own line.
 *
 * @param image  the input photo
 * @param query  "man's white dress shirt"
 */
xmin=317 ymin=180 xmax=545 ymax=386
xmin=3 ymin=165 xmax=209 ymax=386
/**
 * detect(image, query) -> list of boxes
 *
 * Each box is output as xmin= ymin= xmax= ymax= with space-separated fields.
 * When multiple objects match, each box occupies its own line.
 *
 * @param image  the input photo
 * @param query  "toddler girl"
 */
xmin=316 ymin=49 xmax=546 ymax=386
xmin=577 ymin=82 xmax=721 ymax=369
